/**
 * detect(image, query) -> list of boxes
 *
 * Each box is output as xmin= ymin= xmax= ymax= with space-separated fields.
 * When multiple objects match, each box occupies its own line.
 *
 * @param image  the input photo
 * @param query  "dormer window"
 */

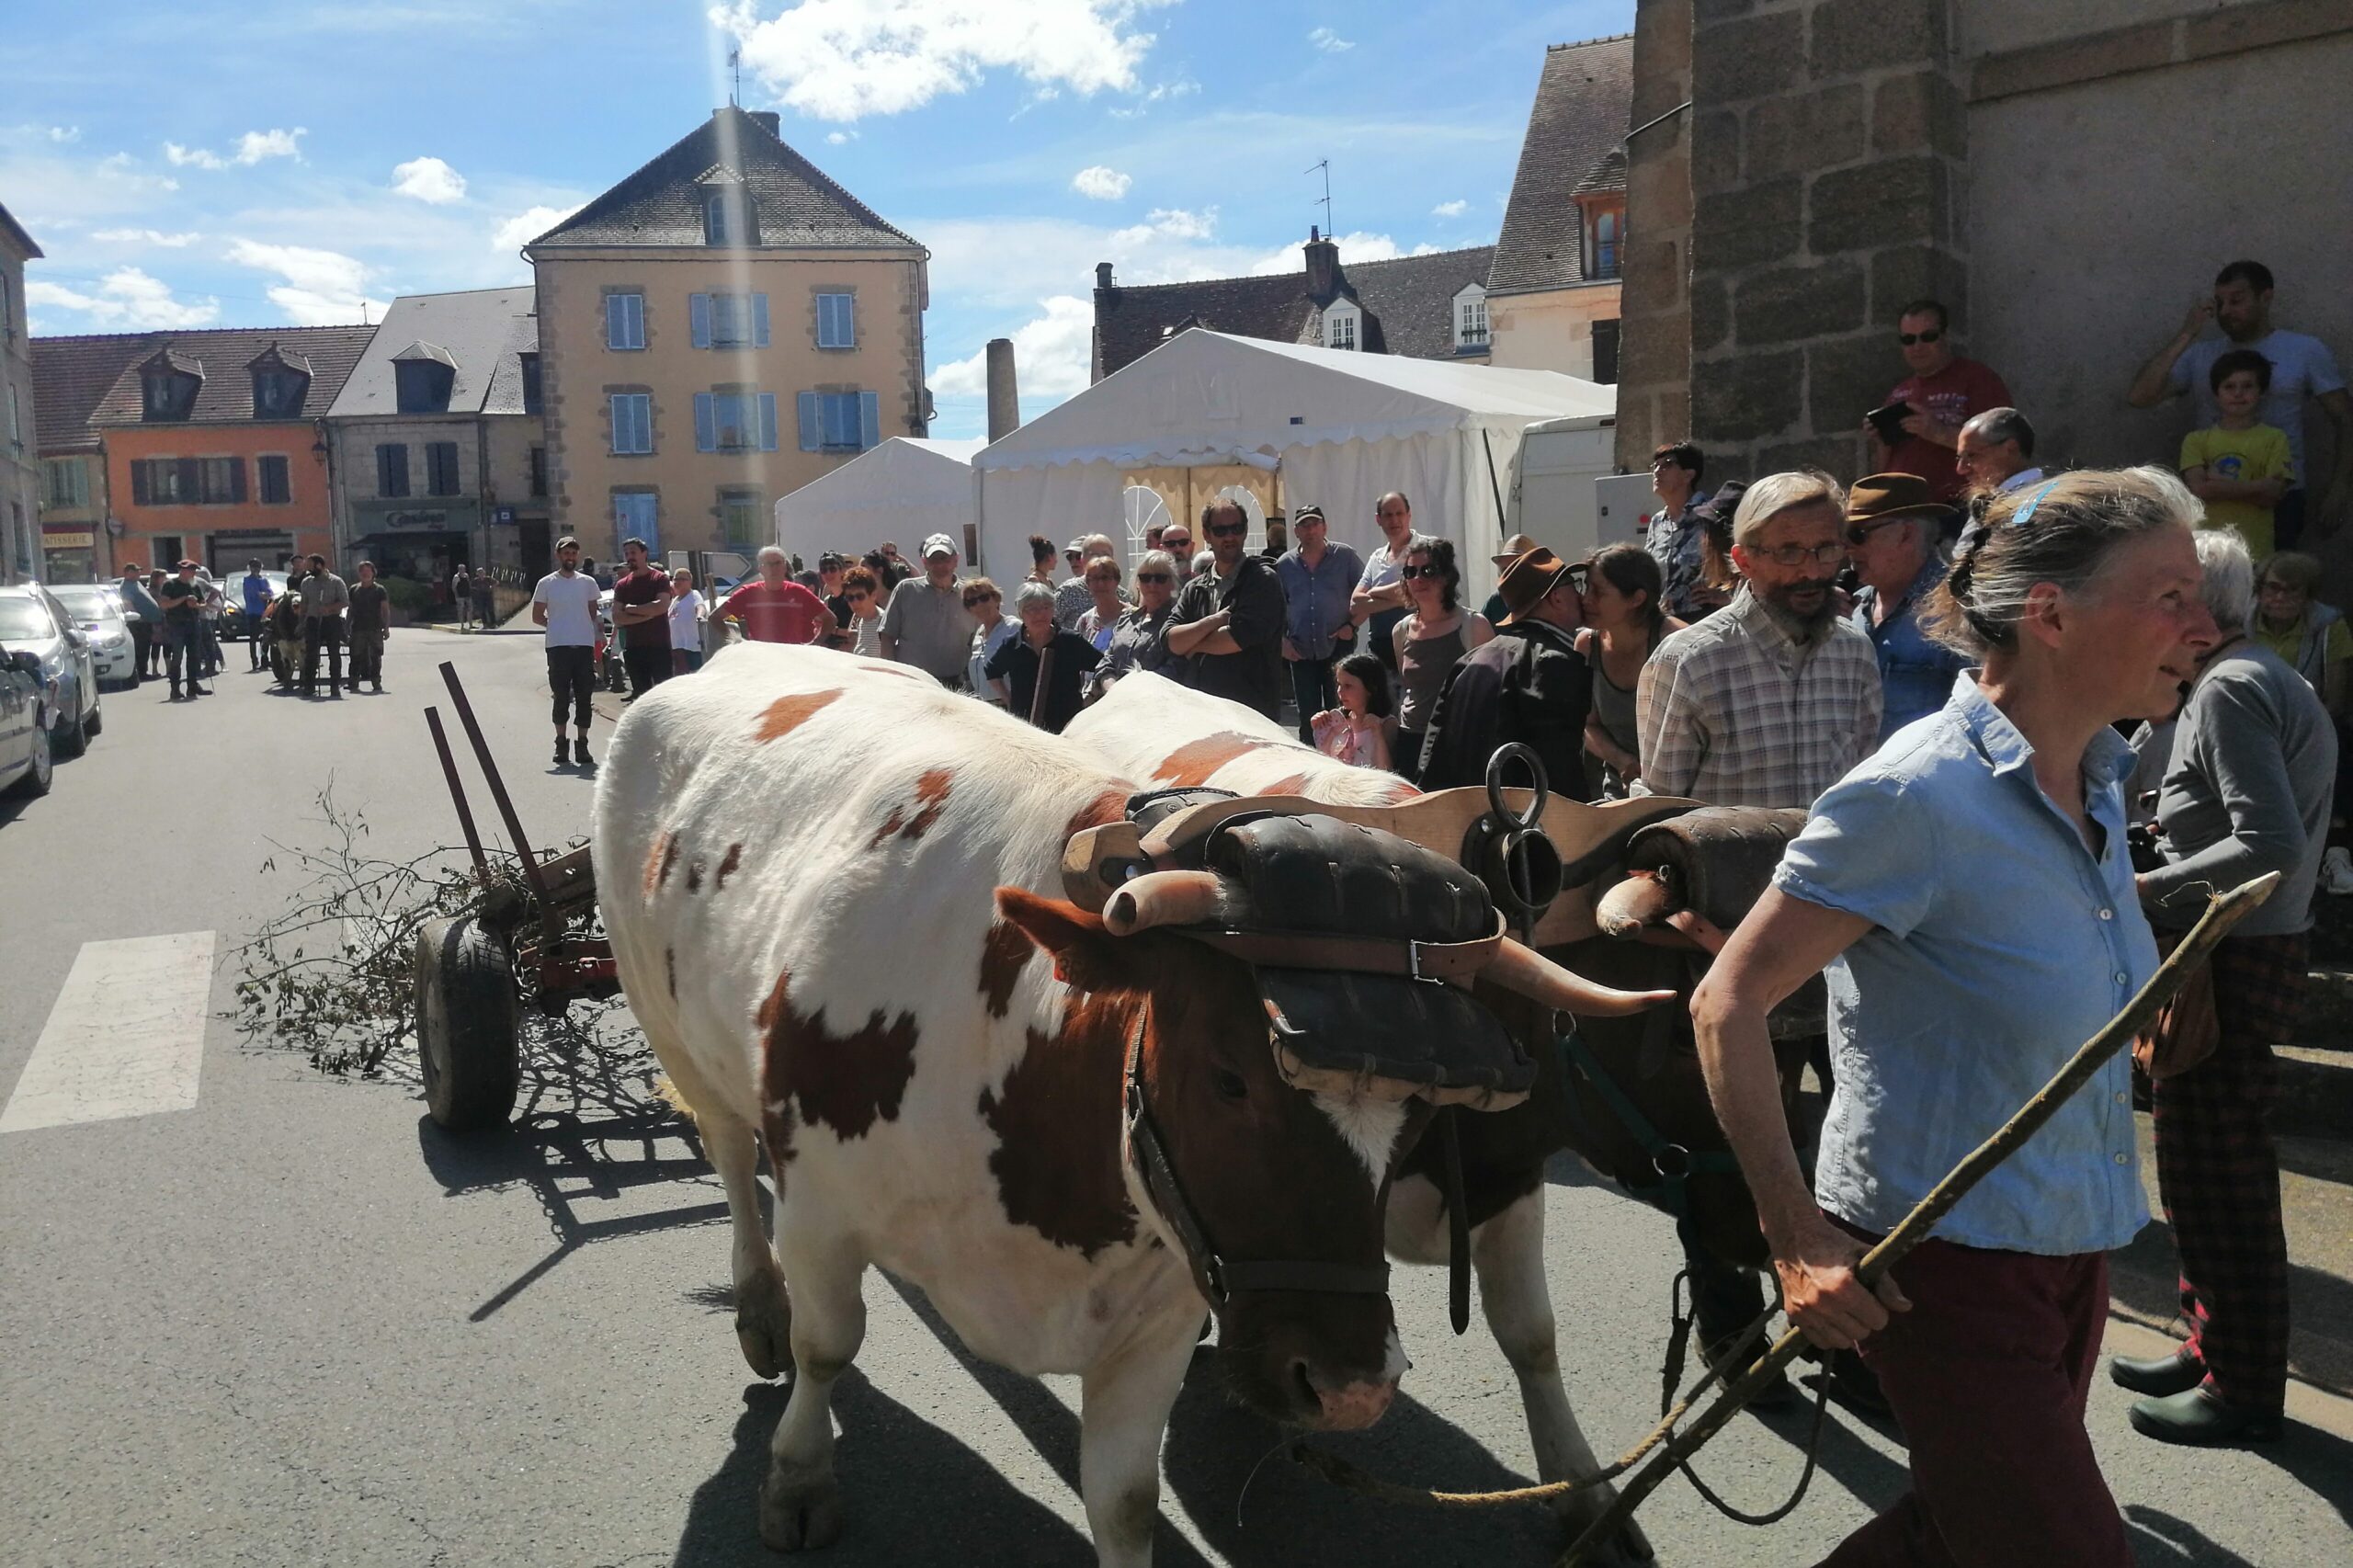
xmin=142 ymin=367 xmax=201 ymax=422
xmin=392 ymin=341 xmax=459 ymax=414
xmin=1588 ymin=207 xmax=1623 ymax=279
xmin=519 ymin=352 xmax=542 ymax=415
xmin=1323 ymin=301 xmax=1360 ymax=352
xmin=705 ymin=189 xmax=752 ymax=246
xmin=1453 ymin=284 xmax=1489 ymax=351
xmin=253 ymin=368 xmax=309 ymax=418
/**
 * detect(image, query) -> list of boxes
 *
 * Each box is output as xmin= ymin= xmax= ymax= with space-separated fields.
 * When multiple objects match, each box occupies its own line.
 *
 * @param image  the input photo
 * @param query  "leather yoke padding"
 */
xmin=1623 ymin=807 xmax=1809 ymax=931
xmin=1125 ymin=786 xmax=1237 ymax=840
xmin=1262 ymin=969 xmax=1534 ymax=1101
xmin=1199 ymin=812 xmax=1499 ymax=945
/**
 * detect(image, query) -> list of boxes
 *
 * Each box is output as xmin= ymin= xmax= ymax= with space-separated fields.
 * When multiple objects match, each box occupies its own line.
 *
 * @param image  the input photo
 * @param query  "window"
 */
xmin=44 ymin=458 xmax=88 ymax=508
xmin=6 ymin=385 xmax=20 ymax=455
xmin=198 ymin=457 xmax=245 ymax=505
xmin=131 ymin=459 xmax=187 ymax=506
xmin=1591 ymin=210 xmax=1621 ymax=279
xmin=609 ymin=393 xmax=654 ymax=455
xmin=795 ymin=391 xmax=879 ymax=453
xmin=694 ymin=391 xmax=779 ymax=452
xmin=605 ymin=291 xmax=646 ymax=351
xmin=816 ymin=292 xmax=856 ymax=349
xmin=257 ymin=454 xmax=291 ymax=506
xmin=1454 ymin=288 xmax=1488 ymax=350
xmin=691 ymin=291 xmax=770 ymax=349
xmin=529 ymin=445 xmax=547 ymax=498
xmin=613 ymin=492 xmax=659 ymax=555
xmin=0 ymin=272 xmax=11 ymax=341
xmin=252 ymin=369 xmax=309 ymax=418
xmin=719 ymin=490 xmax=763 ymax=551
xmin=519 ymin=353 xmax=542 ymax=415
xmin=1592 ymin=319 xmax=1621 ymax=386
xmin=704 ymin=190 xmax=750 ymax=246
xmin=1324 ymin=305 xmax=1358 ymax=352
xmin=426 ymin=441 xmax=462 ymax=496
xmin=394 ymin=360 xmax=455 ymax=415
xmin=142 ymin=370 xmax=199 ymax=422
xmin=377 ymin=443 xmax=411 ymax=498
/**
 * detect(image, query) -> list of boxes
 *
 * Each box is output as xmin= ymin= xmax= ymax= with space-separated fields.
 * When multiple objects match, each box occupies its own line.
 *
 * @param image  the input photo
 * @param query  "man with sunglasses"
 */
xmin=1844 ymin=474 xmax=1969 ymax=741
xmin=1274 ymin=504 xmax=1363 ymax=742
xmin=1866 ymin=299 xmax=2012 ymax=505
xmin=1165 ymin=499 xmax=1285 ymax=719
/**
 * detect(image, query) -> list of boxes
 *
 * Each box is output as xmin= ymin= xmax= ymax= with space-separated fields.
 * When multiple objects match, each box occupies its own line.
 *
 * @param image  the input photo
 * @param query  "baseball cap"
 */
xmin=177 ymin=558 xmax=201 ymax=569
xmin=921 ymin=533 xmax=957 ymax=560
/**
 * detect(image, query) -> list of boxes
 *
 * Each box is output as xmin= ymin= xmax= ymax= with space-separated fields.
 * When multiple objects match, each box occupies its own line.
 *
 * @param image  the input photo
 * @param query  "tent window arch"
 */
xmin=1121 ymin=484 xmax=1171 ymax=567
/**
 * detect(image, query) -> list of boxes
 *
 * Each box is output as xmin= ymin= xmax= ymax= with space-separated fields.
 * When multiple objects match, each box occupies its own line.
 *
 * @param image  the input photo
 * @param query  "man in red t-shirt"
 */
xmin=721 ymin=544 xmax=836 ymax=646
xmin=609 ymin=536 xmax=674 ymax=698
xmin=1866 ymin=299 xmax=2012 ymax=505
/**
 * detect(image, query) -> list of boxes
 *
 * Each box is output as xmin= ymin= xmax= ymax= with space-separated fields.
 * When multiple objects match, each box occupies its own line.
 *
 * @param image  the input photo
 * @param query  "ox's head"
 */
xmin=997 ymin=869 xmax=1667 ymax=1434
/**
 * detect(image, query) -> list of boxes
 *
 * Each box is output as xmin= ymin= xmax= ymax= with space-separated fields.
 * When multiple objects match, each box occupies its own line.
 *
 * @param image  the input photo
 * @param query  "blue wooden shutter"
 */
xmin=753 ymin=293 xmax=770 ymax=347
xmin=858 ymin=391 xmax=881 ymax=449
xmin=605 ymin=293 xmax=624 ymax=348
xmin=694 ymin=392 xmax=717 ymax=452
xmin=816 ymin=294 xmax=838 ymax=347
xmin=689 ymin=293 xmax=712 ymax=349
xmin=839 ymin=293 xmax=856 ymax=347
xmin=759 ymin=392 xmax=779 ymax=451
xmin=797 ymin=392 xmax=820 ymax=451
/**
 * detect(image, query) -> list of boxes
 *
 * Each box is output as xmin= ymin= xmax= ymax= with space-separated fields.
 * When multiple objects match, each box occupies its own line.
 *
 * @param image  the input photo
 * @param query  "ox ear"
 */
xmin=995 ymin=886 xmax=1150 ymax=996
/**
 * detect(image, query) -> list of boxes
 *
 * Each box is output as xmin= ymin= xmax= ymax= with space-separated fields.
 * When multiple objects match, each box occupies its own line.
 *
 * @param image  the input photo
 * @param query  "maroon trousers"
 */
xmin=2151 ymin=932 xmax=2303 ymax=1416
xmin=1817 ymin=1221 xmax=2130 ymax=1568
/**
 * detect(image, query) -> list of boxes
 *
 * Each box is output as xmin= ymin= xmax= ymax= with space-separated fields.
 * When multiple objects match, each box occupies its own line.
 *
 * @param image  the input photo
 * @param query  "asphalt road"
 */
xmin=2 ymin=628 xmax=2348 ymax=1568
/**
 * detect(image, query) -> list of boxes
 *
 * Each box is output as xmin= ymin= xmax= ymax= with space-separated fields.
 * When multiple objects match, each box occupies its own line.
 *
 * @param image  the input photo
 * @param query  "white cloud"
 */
xmin=165 ymin=127 xmax=306 ymax=170
xmin=26 ymin=269 xmax=219 ymax=330
xmin=825 ymin=131 xmax=855 ymax=144
xmin=89 ymin=228 xmax=204 ymax=246
xmin=490 ymin=203 xmax=582 ymax=252
xmin=1071 ymin=165 xmax=1131 ymax=201
xmin=1309 ymin=27 xmax=1353 ymax=52
xmin=46 ymin=126 xmax=80 ymax=143
xmin=224 ymin=237 xmax=384 ymax=324
xmin=1110 ymin=206 xmax=1213 ymax=244
xmin=713 ymin=0 xmax=1172 ymax=121
xmin=1431 ymin=199 xmax=1467 ymax=218
xmin=933 ymin=294 xmax=1095 ymax=401
xmin=392 ymin=156 xmax=468 ymax=204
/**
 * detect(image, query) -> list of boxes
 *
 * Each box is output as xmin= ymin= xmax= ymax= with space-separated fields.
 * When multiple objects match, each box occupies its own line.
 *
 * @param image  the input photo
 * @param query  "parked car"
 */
xmin=0 ymin=638 xmax=54 ymax=798
xmin=47 ymin=584 xmax=140 ymax=689
xmin=221 ymin=570 xmax=291 ymax=642
xmin=0 ymin=586 xmax=100 ymax=756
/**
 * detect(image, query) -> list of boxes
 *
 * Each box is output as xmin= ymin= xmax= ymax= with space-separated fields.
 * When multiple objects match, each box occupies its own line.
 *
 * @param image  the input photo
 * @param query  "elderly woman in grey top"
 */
xmin=2117 ymin=527 xmax=2335 ymax=1447
xmin=1084 ymin=549 xmax=1180 ymax=701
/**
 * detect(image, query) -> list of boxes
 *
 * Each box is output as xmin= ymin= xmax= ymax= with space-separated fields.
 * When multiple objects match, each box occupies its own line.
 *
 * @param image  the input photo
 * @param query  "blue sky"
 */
xmin=2 ymin=0 xmax=1633 ymax=437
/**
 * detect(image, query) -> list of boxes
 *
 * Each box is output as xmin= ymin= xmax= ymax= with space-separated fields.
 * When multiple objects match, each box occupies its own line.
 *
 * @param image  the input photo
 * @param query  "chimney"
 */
xmin=1095 ymin=261 xmax=1116 ymax=293
xmin=1303 ymin=224 xmax=1339 ymax=300
xmin=748 ymin=110 xmax=781 ymax=138
xmin=985 ymin=339 xmax=1021 ymax=443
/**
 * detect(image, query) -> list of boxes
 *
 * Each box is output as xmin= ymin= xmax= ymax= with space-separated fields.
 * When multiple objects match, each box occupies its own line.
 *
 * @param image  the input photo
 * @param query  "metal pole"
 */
xmin=438 ymin=659 xmax=549 ymax=901
xmin=425 ymin=705 xmax=491 ymax=886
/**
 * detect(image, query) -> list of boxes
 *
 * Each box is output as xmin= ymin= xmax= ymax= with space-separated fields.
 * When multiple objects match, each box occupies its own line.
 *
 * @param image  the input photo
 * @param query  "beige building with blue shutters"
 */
xmin=525 ymin=106 xmax=929 ymax=561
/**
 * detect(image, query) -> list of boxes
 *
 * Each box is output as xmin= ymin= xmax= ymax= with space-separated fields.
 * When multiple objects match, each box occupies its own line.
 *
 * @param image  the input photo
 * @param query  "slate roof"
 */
xmin=481 ymin=314 xmax=540 ymax=417
xmin=56 ymin=324 xmax=370 ymax=430
xmin=1489 ymin=35 xmax=1635 ymax=296
xmin=0 ymin=200 xmax=40 ymax=261
xmin=1095 ymin=245 xmax=1497 ymax=380
xmin=528 ymin=106 xmax=919 ymax=252
xmin=29 ymin=334 xmax=156 ymax=453
xmin=326 ymin=287 xmax=537 ymax=420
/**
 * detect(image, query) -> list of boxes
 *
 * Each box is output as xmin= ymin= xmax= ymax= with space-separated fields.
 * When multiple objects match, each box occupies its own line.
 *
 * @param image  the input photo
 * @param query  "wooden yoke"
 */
xmin=1061 ymin=788 xmax=1699 ymax=948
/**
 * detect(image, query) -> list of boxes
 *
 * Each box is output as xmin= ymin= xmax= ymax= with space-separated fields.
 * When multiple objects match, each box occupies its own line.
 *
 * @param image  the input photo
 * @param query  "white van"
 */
xmin=1501 ymin=414 xmax=1645 ymax=561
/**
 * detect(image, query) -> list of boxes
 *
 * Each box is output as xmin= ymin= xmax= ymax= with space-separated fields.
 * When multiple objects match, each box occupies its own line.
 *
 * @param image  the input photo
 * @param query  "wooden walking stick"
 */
xmin=1554 ymin=869 xmax=2279 ymax=1565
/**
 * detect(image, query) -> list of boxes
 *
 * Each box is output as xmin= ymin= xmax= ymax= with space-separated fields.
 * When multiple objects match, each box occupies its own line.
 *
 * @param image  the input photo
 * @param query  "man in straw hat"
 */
xmin=1846 ymin=473 xmax=1971 ymax=741
xmin=1416 ymin=545 xmax=1592 ymax=792
xmin=1481 ymin=532 xmax=1540 ymax=624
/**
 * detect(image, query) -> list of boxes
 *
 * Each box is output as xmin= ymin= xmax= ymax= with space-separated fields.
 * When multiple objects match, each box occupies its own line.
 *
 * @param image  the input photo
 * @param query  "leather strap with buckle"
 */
xmin=1173 ymin=912 xmax=1506 ymax=989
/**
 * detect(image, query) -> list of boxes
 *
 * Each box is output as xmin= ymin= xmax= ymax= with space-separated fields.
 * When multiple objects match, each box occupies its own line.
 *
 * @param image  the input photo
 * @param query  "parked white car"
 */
xmin=0 ymin=586 xmax=101 ymax=757
xmin=47 ymin=584 xmax=140 ymax=689
xmin=0 ymin=638 xmax=54 ymax=799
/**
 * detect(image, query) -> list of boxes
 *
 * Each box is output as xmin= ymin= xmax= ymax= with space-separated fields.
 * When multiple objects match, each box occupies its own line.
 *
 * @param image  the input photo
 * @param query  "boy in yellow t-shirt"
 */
xmin=2181 ymin=347 xmax=2294 ymax=557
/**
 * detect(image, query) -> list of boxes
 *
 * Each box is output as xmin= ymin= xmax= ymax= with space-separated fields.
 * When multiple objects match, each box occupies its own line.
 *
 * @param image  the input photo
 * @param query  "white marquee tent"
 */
xmin=972 ymin=331 xmax=1614 ymax=602
xmin=774 ymin=437 xmax=983 ymax=562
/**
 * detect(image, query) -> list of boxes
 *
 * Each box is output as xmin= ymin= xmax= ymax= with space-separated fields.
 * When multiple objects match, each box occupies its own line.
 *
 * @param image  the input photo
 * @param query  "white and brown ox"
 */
xmin=593 ymin=645 xmax=1660 ymax=1566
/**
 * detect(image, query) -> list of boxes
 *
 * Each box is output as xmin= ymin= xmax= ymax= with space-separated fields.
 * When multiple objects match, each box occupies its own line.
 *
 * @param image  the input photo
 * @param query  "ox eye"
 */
xmin=1212 ymin=1069 xmax=1248 ymax=1102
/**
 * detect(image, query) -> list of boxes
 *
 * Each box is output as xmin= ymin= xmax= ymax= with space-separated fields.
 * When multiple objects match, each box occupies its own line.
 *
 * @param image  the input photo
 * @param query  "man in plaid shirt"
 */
xmin=1635 ymin=471 xmax=1883 ymax=806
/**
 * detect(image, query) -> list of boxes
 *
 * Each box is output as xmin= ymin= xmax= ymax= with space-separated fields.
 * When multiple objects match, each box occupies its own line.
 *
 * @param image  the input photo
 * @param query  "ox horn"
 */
xmin=1102 ymin=869 xmax=1226 ymax=937
xmin=1486 ymin=937 xmax=1677 ymax=1017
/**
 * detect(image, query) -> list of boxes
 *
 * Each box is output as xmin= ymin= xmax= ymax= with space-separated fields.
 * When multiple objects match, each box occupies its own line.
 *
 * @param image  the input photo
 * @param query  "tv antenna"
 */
xmin=728 ymin=46 xmax=743 ymax=107
xmin=1305 ymin=159 xmax=1333 ymax=234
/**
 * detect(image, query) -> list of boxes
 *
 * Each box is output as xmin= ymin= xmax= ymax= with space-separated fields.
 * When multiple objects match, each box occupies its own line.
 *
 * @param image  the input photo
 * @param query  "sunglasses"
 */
xmin=1897 ymin=329 xmax=1943 ymax=346
xmin=1206 ymin=522 xmax=1247 ymax=539
xmin=963 ymin=592 xmax=1000 ymax=605
xmin=1842 ymin=518 xmax=1908 ymax=547
xmin=1161 ymin=536 xmax=1191 ymax=549
xmin=1399 ymin=563 xmax=1445 ymax=580
xmin=1134 ymin=571 xmax=1174 ymax=585
xmin=847 ymin=592 xmax=871 ymax=604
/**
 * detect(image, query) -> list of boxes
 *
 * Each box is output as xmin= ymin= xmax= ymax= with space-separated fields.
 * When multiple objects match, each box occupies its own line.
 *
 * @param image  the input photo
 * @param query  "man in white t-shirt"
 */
xmin=531 ymin=535 xmax=606 ymax=769
xmin=1347 ymin=491 xmax=1417 ymax=674
xmin=2130 ymin=258 xmax=2352 ymax=548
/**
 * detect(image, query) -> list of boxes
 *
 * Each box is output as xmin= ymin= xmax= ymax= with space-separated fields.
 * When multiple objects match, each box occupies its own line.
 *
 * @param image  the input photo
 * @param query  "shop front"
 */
xmin=348 ymin=497 xmax=482 ymax=616
xmin=205 ymin=528 xmax=299 ymax=574
xmin=40 ymin=525 xmax=101 ymax=584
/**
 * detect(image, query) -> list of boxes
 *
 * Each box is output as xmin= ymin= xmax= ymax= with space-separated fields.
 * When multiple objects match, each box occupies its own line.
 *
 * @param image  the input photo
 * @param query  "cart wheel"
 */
xmin=415 ymin=915 xmax=520 ymax=1131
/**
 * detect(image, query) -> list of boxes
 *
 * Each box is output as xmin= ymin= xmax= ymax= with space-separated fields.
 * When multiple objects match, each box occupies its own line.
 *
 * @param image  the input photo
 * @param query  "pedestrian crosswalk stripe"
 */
xmin=0 ymin=931 xmax=214 ymax=1134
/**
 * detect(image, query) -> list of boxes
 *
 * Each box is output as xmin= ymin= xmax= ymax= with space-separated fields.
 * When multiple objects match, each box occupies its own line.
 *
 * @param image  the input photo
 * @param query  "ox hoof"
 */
xmin=735 ymin=1272 xmax=795 ymax=1381
xmin=1556 ymin=1501 xmax=1653 ymax=1567
xmin=759 ymin=1465 xmax=844 ymax=1552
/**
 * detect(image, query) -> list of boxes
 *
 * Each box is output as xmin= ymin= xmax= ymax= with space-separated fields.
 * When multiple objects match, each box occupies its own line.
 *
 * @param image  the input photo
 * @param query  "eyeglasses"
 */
xmin=1897 ymin=329 xmax=1943 ymax=346
xmin=1842 ymin=519 xmax=1907 ymax=547
xmin=1753 ymin=541 xmax=1847 ymax=568
xmin=1135 ymin=572 xmax=1174 ymax=585
xmin=1206 ymin=522 xmax=1247 ymax=539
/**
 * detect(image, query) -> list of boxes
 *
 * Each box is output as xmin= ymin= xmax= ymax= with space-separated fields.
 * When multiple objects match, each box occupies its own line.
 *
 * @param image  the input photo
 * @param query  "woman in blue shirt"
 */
xmin=1689 ymin=468 xmax=2219 ymax=1567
